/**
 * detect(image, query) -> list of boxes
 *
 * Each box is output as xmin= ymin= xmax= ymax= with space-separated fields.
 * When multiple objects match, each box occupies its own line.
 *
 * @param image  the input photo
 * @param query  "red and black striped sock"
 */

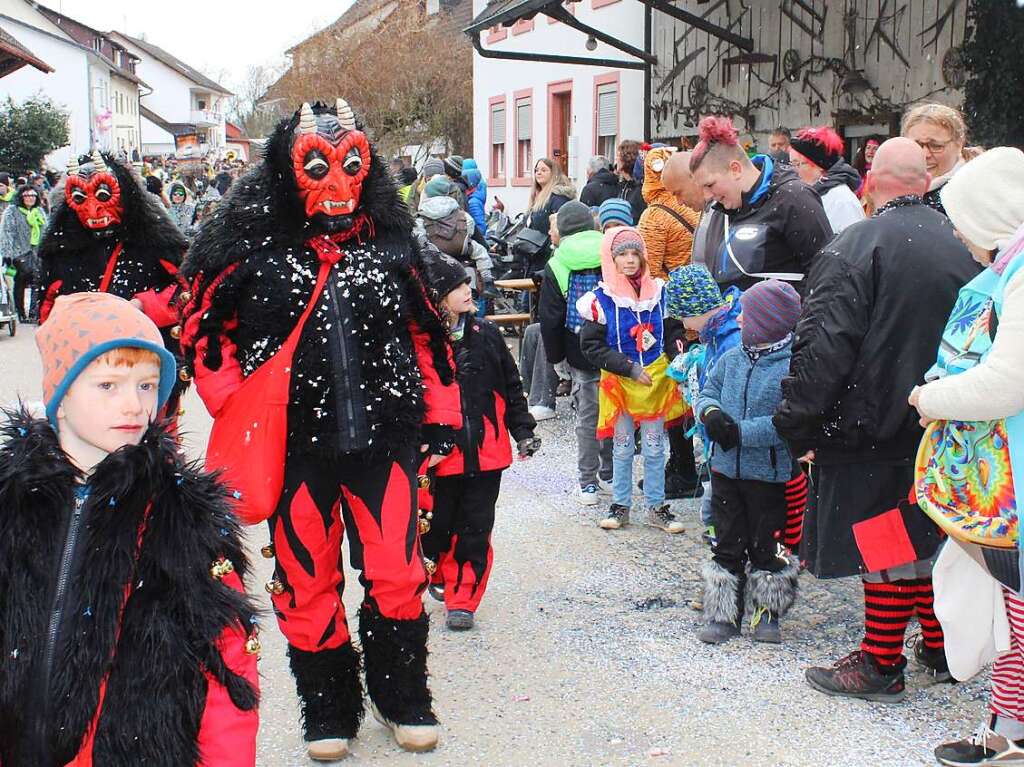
xmin=861 ymin=579 xmax=916 ymax=667
xmin=783 ymin=472 xmax=808 ymax=551
xmin=913 ymin=577 xmax=944 ymax=651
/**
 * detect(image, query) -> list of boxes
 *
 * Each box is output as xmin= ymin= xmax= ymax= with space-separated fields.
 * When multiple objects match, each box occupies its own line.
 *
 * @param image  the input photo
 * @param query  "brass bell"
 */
xmin=417 ymin=475 xmax=431 ymax=490
xmin=244 ymin=634 xmax=262 ymax=656
xmin=178 ymin=367 xmax=193 ymax=382
xmin=418 ymin=518 xmax=431 ymax=535
xmin=169 ymin=325 xmax=182 ymax=339
xmin=265 ymin=578 xmax=285 ymax=595
xmin=210 ymin=557 xmax=235 ymax=579
xmin=423 ymin=558 xmax=437 ymax=575
xmin=178 ymin=290 xmax=193 ymax=306
xmin=261 ymin=544 xmax=275 ymax=559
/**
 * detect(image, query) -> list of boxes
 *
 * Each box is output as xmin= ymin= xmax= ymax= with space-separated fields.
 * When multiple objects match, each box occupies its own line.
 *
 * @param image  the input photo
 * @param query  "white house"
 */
xmin=109 ymin=31 xmax=232 ymax=159
xmin=0 ymin=0 xmax=144 ymax=168
xmin=469 ymin=0 xmax=646 ymax=215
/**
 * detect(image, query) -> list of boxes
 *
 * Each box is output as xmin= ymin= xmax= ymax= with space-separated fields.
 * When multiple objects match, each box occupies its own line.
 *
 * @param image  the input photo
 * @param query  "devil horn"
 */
xmin=91 ymin=149 xmax=108 ymax=172
xmin=66 ymin=154 xmax=80 ymax=176
xmin=298 ymin=102 xmax=316 ymax=134
xmin=336 ymin=98 xmax=356 ymax=131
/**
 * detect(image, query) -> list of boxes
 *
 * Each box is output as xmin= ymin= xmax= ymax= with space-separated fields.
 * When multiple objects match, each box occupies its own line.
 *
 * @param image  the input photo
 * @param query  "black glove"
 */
xmin=482 ymin=278 xmax=499 ymax=299
xmin=517 ymin=436 xmax=541 ymax=458
xmin=420 ymin=424 xmax=457 ymax=456
xmin=702 ymin=408 xmax=740 ymax=451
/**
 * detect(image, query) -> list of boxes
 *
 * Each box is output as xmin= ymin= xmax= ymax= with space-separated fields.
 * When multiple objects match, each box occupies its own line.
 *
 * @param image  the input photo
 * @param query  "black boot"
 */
xmin=359 ymin=602 xmax=436 ymax=725
xmin=288 ymin=642 xmax=365 ymax=742
xmin=359 ymin=602 xmax=439 ymax=752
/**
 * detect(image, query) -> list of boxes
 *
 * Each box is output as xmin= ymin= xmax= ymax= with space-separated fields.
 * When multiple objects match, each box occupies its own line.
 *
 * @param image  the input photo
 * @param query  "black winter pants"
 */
xmin=12 ymin=260 xmax=34 ymax=320
xmin=666 ymin=419 xmax=697 ymax=483
xmin=710 ymin=472 xmax=787 ymax=576
xmin=420 ymin=471 xmax=501 ymax=613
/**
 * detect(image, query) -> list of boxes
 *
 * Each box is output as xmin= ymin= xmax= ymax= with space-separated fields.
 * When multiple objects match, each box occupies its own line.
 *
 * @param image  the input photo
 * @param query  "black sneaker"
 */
xmin=907 ymin=631 xmax=954 ymax=683
xmin=599 ymin=503 xmax=630 ymax=530
xmin=446 ymin=609 xmax=474 ymax=631
xmin=804 ymin=650 xmax=907 ymax=703
xmin=935 ymin=723 xmax=1024 ymax=766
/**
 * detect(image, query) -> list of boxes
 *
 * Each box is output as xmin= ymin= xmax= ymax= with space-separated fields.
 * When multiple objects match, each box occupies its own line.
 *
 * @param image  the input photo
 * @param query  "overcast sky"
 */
xmin=38 ymin=0 xmax=352 ymax=90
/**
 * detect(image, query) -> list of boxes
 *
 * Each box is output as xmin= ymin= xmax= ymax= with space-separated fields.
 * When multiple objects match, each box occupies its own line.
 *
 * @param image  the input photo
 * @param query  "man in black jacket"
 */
xmin=539 ymin=200 xmax=613 ymax=505
xmin=579 ymin=156 xmax=620 ymax=207
xmin=773 ymin=138 xmax=980 ymax=703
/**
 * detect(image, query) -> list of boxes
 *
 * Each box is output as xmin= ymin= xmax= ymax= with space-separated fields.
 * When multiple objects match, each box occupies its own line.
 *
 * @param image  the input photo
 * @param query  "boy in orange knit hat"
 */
xmin=0 ymin=292 xmax=260 ymax=766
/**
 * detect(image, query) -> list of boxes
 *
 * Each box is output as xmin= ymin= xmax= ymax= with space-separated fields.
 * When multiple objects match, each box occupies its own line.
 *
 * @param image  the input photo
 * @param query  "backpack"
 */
xmin=422 ymin=210 xmax=468 ymax=258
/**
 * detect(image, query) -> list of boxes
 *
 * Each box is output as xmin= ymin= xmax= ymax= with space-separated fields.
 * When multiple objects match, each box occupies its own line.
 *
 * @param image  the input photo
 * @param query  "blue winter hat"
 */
xmin=598 ymin=198 xmax=633 ymax=229
xmin=666 ymin=265 xmax=723 ymax=319
xmin=463 ymin=168 xmax=482 ymax=188
xmin=423 ymin=176 xmax=453 ymax=199
xmin=462 ymin=158 xmax=479 ymax=172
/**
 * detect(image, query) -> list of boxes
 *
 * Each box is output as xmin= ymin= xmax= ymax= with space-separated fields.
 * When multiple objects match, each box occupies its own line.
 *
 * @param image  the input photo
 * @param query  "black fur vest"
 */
xmin=0 ymin=412 xmax=257 ymax=766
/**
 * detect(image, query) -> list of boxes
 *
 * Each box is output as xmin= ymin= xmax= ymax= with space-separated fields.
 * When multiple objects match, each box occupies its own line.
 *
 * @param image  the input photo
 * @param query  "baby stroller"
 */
xmin=0 ymin=263 xmax=18 ymax=338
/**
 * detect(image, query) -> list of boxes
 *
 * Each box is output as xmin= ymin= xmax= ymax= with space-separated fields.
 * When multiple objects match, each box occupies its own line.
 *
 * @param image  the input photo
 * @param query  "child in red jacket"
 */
xmin=0 ymin=293 xmax=258 ymax=767
xmin=420 ymin=256 xmax=540 ymax=631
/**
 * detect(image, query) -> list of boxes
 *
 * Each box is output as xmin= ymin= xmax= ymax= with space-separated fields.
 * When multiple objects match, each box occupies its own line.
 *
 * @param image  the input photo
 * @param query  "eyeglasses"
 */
xmin=913 ymin=139 xmax=954 ymax=155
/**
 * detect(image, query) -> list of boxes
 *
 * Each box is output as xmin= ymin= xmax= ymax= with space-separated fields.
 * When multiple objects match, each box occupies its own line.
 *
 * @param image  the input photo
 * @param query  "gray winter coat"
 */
xmin=0 ymin=205 xmax=45 ymax=271
xmin=696 ymin=341 xmax=792 ymax=483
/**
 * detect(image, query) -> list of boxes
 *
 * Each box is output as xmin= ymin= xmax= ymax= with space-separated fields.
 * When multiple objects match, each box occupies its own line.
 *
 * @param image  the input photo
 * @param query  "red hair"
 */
xmin=794 ymin=126 xmax=845 ymax=156
xmin=690 ymin=116 xmax=740 ymax=172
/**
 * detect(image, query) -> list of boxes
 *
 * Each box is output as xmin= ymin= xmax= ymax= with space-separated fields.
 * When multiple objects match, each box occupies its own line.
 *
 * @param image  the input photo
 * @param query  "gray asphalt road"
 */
xmin=0 ymin=325 xmax=989 ymax=766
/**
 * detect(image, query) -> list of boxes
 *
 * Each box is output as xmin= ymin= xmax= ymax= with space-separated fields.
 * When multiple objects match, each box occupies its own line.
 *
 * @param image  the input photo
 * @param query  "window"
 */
xmin=594 ymin=74 xmax=620 ymax=162
xmin=514 ymin=94 xmax=532 ymax=183
xmin=425 ymin=0 xmax=440 ymax=13
xmin=489 ymin=97 xmax=506 ymax=185
xmin=92 ymin=37 xmax=102 ymax=52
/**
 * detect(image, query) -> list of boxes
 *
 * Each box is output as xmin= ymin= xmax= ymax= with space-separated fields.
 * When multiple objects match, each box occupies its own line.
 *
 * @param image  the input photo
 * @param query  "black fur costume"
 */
xmin=0 ymin=411 xmax=258 ymax=766
xmin=182 ymin=108 xmax=453 ymax=460
xmin=38 ymin=153 xmax=186 ymax=330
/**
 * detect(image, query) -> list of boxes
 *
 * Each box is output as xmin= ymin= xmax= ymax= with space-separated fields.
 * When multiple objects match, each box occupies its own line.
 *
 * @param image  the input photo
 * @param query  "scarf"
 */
xmin=449 ymin=314 xmax=467 ymax=343
xmin=928 ymin=158 xmax=965 ymax=193
xmin=743 ymin=333 xmax=791 ymax=362
xmin=19 ymin=206 xmax=46 ymax=246
xmin=992 ymin=221 xmax=1024 ymax=277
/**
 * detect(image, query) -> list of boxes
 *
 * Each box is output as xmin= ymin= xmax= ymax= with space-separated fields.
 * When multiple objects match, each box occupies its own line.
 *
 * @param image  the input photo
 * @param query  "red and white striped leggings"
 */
xmin=991 ymin=589 xmax=1024 ymax=721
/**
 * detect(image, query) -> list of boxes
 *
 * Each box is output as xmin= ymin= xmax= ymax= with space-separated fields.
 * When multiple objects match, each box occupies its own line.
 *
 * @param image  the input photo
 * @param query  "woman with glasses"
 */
xmin=901 ymin=103 xmax=970 ymax=217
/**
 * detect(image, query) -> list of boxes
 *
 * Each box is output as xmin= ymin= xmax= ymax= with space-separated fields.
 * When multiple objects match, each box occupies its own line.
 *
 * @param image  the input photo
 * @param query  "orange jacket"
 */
xmin=637 ymin=147 xmax=701 ymax=279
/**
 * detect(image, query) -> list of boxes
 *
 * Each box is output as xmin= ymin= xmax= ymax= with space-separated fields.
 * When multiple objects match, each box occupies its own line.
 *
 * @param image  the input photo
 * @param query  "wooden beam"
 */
xmin=639 ymin=0 xmax=753 ymax=52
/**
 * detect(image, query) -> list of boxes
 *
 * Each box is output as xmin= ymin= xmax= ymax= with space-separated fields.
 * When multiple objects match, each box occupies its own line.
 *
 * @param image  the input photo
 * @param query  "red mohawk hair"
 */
xmin=794 ymin=126 xmax=844 ymax=157
xmin=690 ymin=115 xmax=740 ymax=172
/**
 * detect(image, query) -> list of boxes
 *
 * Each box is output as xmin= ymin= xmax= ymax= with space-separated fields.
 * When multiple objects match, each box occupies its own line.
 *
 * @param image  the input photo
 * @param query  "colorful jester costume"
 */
xmin=180 ymin=100 xmax=460 ymax=757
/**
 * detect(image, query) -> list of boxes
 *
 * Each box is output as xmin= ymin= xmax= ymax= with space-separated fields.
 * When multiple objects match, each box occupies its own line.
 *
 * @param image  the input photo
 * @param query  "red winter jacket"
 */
xmin=436 ymin=318 xmax=535 ymax=477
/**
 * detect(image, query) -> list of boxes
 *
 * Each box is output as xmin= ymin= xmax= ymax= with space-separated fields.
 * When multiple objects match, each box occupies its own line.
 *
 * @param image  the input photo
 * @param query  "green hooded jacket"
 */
xmin=548 ymin=229 xmax=603 ymax=296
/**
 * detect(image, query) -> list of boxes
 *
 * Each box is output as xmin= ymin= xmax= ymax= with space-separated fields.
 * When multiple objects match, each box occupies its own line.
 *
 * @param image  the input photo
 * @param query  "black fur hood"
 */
xmin=0 ymin=409 xmax=258 ymax=766
xmin=39 ymin=152 xmax=187 ymax=264
xmin=183 ymin=104 xmax=413 ymax=279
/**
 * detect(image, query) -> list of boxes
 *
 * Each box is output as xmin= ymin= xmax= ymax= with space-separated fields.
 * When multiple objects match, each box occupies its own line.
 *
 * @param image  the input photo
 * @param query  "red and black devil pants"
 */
xmin=420 ymin=470 xmax=501 ymax=613
xmin=267 ymin=445 xmax=427 ymax=652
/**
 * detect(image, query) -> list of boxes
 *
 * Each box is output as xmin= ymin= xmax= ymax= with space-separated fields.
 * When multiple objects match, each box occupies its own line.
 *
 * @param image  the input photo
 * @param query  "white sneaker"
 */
xmin=307 ymin=738 xmax=351 ymax=761
xmin=577 ymin=483 xmax=600 ymax=506
xmin=597 ymin=477 xmax=613 ymax=494
xmin=529 ymin=405 xmax=557 ymax=421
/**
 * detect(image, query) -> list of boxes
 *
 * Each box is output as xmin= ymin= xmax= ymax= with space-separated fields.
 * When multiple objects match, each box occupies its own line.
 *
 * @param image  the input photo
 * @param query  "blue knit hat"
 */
xmin=423 ymin=176 xmax=453 ymax=198
xmin=598 ymin=198 xmax=633 ymax=229
xmin=666 ymin=265 xmax=723 ymax=319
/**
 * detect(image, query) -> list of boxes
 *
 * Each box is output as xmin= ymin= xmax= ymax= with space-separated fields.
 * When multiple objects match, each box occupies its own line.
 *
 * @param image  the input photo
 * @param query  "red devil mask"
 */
xmin=290 ymin=101 xmax=371 ymax=230
xmin=64 ymin=152 xmax=123 ymax=235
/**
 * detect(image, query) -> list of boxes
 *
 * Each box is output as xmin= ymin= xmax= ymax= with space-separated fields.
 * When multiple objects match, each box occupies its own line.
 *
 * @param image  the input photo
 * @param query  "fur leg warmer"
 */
xmin=288 ymin=642 xmax=365 ymax=741
xmin=702 ymin=560 xmax=743 ymax=626
xmin=359 ymin=602 xmax=438 ymax=726
xmin=745 ymin=555 xmax=800 ymax=621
